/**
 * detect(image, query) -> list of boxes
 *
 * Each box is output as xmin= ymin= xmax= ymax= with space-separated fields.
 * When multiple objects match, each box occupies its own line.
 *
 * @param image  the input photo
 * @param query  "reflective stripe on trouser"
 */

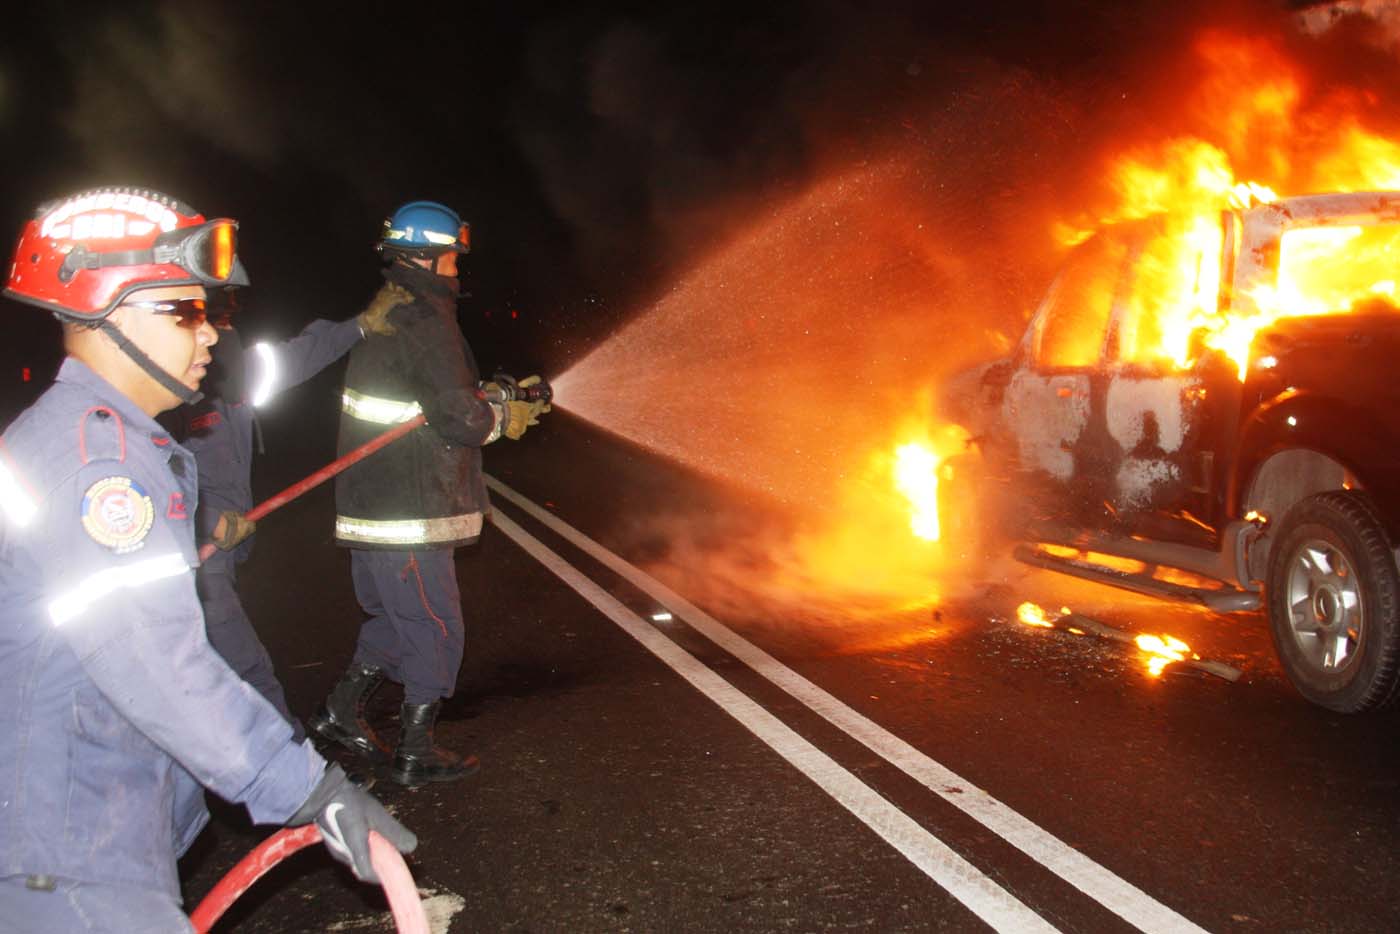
xmin=335 ymin=512 xmax=483 ymax=547
xmin=196 ymin=556 xmax=304 ymax=741
xmin=350 ymin=548 xmax=465 ymax=703
xmin=341 ymin=388 xmax=422 ymax=424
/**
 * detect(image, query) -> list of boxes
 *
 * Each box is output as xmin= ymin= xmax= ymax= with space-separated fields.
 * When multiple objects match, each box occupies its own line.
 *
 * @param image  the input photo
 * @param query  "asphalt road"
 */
xmin=178 ymin=397 xmax=1400 ymax=933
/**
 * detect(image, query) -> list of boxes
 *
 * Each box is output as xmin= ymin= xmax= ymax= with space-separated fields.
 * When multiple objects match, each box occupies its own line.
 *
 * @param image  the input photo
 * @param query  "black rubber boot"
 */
xmin=306 ymin=663 xmax=391 ymax=763
xmin=390 ymin=701 xmax=480 ymax=785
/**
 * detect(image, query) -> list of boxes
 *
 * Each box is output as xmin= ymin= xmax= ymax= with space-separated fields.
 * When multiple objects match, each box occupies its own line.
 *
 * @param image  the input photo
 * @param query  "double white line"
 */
xmin=485 ymin=476 xmax=1206 ymax=934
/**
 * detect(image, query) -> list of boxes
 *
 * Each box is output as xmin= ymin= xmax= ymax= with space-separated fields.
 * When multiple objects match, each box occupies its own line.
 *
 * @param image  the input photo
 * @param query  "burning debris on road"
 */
xmin=1015 ymin=602 xmax=1243 ymax=682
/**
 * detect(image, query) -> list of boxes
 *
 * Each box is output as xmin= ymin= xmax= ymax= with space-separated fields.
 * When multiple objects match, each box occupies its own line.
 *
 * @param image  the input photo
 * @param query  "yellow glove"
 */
xmin=213 ymin=510 xmax=256 ymax=551
xmin=502 ymin=400 xmax=545 ymax=440
xmin=357 ymin=283 xmax=413 ymax=336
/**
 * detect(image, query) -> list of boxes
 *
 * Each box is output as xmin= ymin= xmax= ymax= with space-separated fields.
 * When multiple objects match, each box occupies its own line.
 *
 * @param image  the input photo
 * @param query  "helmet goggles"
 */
xmin=61 ymin=218 xmax=248 ymax=288
xmin=4 ymin=188 xmax=251 ymax=322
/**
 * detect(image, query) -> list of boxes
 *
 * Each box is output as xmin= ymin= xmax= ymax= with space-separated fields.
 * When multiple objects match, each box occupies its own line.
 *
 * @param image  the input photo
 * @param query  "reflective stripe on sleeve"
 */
xmin=250 ymin=342 xmax=280 ymax=408
xmin=48 ymin=551 xmax=191 ymax=626
xmin=334 ymin=512 xmax=483 ymax=546
xmin=341 ymin=388 xmax=423 ymax=425
xmin=484 ymin=401 xmax=505 ymax=443
xmin=0 ymin=458 xmax=38 ymax=527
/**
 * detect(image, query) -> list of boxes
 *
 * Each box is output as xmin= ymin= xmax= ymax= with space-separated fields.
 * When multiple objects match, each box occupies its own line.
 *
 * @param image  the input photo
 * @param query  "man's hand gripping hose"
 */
xmin=189 ymin=768 xmax=428 ymax=932
xmin=482 ymin=372 xmax=552 ymax=441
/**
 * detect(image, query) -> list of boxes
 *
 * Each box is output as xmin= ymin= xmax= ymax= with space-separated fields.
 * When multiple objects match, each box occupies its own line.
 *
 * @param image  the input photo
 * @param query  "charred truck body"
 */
xmin=943 ymin=191 xmax=1400 ymax=714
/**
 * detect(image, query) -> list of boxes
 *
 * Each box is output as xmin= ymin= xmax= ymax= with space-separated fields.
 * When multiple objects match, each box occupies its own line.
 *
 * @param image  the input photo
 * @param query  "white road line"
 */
xmin=489 ymin=508 xmax=1058 ymax=933
xmin=486 ymin=476 xmax=1209 ymax=934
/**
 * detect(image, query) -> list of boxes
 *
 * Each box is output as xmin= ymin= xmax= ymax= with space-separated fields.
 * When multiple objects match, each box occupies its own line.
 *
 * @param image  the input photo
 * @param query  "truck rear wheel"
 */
xmin=1266 ymin=490 xmax=1400 ymax=713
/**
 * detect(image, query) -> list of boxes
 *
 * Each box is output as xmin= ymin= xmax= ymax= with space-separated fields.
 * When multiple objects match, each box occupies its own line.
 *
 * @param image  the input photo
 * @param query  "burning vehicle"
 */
xmin=941 ymin=189 xmax=1400 ymax=713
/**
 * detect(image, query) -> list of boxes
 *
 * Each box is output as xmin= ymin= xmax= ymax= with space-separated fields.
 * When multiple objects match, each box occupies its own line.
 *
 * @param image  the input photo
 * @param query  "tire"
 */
xmin=1266 ymin=490 xmax=1400 ymax=713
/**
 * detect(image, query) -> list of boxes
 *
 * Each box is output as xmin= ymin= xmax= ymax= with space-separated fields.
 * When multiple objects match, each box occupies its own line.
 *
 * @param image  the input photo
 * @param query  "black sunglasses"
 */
xmin=124 ymin=298 xmax=232 ymax=330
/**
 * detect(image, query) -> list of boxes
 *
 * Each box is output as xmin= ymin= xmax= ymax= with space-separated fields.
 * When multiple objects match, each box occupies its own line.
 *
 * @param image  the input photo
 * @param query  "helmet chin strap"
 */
xmin=97 ymin=318 xmax=203 ymax=406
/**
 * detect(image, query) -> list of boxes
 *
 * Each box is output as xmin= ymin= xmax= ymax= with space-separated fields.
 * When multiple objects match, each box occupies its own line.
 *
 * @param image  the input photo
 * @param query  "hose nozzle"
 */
xmin=483 ymin=372 xmax=553 ymax=405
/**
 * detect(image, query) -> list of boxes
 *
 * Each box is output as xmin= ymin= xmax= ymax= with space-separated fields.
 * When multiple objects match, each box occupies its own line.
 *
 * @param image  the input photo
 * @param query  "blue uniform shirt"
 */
xmin=176 ymin=317 xmax=363 ymax=556
xmin=0 ymin=357 xmax=324 ymax=896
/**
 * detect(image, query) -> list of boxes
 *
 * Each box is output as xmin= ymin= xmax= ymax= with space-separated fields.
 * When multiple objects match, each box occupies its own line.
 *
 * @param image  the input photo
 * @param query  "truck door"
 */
xmin=1003 ymin=233 xmax=1127 ymax=489
xmin=1103 ymin=219 xmax=1234 ymax=546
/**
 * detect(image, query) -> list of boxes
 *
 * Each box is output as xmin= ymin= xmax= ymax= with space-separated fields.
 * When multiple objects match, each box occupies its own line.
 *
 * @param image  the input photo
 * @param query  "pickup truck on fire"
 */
xmin=941 ymin=191 xmax=1400 ymax=713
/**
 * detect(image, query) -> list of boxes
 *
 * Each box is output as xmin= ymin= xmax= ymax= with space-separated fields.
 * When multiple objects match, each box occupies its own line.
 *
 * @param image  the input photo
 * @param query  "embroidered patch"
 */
xmin=167 ymin=492 xmax=188 ymax=520
xmin=81 ymin=476 xmax=155 ymax=553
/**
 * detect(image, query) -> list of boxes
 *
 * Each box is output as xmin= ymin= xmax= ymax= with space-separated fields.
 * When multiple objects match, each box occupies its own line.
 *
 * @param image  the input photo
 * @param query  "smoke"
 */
xmin=59 ymin=5 xmax=283 ymax=168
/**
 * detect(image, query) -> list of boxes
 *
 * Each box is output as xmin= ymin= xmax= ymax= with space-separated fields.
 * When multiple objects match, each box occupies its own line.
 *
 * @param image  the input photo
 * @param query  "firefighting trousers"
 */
xmin=196 ymin=553 xmax=304 ymax=742
xmin=349 ymin=548 xmax=465 ymax=704
xmin=0 ymin=876 xmax=194 ymax=933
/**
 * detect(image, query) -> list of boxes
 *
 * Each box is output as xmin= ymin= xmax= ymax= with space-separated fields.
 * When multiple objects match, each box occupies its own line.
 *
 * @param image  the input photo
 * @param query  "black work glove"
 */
xmin=287 ymin=764 xmax=417 ymax=883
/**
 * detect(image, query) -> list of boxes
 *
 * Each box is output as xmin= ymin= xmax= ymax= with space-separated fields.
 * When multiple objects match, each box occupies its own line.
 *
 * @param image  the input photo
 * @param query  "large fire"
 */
xmin=898 ymin=26 xmax=1400 ymax=546
xmin=1059 ymin=31 xmax=1400 ymax=380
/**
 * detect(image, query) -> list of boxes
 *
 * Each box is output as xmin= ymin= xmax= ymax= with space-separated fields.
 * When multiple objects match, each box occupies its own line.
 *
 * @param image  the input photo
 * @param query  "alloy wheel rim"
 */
xmin=1283 ymin=535 xmax=1364 ymax=675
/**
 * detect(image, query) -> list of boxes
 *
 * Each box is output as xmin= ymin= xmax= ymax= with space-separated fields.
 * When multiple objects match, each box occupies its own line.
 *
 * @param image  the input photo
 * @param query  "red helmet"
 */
xmin=4 ymin=187 xmax=250 ymax=321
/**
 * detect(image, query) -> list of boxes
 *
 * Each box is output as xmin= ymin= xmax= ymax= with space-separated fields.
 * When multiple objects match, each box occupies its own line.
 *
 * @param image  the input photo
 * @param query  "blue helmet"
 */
xmin=378 ymin=201 xmax=470 ymax=256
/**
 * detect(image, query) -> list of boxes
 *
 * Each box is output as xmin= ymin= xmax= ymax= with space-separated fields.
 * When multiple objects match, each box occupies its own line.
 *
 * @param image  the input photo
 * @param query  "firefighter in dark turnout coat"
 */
xmin=308 ymin=201 xmax=546 ymax=785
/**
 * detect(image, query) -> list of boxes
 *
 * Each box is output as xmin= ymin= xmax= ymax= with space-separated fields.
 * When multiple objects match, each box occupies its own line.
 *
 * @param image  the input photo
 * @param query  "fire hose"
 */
xmin=188 ymin=826 xmax=429 ymax=933
xmin=196 ymin=413 xmax=427 ymax=563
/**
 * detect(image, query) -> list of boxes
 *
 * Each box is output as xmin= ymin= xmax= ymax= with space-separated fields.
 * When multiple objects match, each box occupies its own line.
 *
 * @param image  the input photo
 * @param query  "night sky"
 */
xmin=0 ymin=0 xmax=1374 ymax=424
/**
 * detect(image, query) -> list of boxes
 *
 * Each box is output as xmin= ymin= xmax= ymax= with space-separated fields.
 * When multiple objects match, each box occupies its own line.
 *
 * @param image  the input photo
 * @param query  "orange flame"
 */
xmin=891 ymin=423 xmax=971 ymax=544
xmin=894 ymin=443 xmax=942 ymax=540
xmin=1063 ymin=31 xmax=1400 ymax=381
xmin=1135 ymin=633 xmax=1193 ymax=677
xmin=1016 ymin=601 xmax=1056 ymax=628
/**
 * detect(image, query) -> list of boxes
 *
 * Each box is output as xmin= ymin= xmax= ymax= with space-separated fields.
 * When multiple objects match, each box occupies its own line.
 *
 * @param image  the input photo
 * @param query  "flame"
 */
xmin=894 ymin=443 xmax=942 ymax=540
xmin=1063 ymin=30 xmax=1400 ymax=381
xmin=767 ymin=410 xmax=974 ymax=607
xmin=1135 ymin=633 xmax=1192 ymax=677
xmin=1016 ymin=601 xmax=1056 ymax=628
xmin=891 ymin=423 xmax=971 ymax=543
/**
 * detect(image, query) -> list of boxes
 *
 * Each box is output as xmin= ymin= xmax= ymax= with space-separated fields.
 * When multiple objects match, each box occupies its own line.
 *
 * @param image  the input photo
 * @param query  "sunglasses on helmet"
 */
xmin=124 ymin=297 xmax=232 ymax=330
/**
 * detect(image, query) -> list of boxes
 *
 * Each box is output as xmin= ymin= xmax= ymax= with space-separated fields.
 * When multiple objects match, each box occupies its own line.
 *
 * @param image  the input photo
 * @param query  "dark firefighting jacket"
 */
xmin=333 ymin=263 xmax=503 ymax=549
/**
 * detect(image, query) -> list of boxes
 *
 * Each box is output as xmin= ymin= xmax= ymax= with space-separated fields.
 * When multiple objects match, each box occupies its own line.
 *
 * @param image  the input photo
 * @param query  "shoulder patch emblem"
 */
xmin=81 ymin=476 xmax=155 ymax=553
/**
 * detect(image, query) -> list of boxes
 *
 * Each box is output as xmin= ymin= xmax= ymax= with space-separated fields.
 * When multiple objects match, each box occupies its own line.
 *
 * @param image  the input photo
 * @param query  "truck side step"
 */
xmin=1013 ymin=543 xmax=1261 ymax=613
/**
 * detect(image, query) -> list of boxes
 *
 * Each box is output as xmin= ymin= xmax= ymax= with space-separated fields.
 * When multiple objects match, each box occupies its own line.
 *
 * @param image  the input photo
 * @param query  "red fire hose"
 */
xmin=189 ymin=826 xmax=429 ymax=933
xmin=198 ymin=414 xmax=427 ymax=562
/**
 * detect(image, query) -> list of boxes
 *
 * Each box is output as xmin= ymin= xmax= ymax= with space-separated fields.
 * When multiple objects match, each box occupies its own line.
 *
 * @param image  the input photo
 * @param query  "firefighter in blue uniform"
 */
xmin=164 ymin=287 xmax=407 ymax=738
xmin=0 ymin=188 xmax=414 ymax=932
xmin=308 ymin=201 xmax=548 ymax=785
